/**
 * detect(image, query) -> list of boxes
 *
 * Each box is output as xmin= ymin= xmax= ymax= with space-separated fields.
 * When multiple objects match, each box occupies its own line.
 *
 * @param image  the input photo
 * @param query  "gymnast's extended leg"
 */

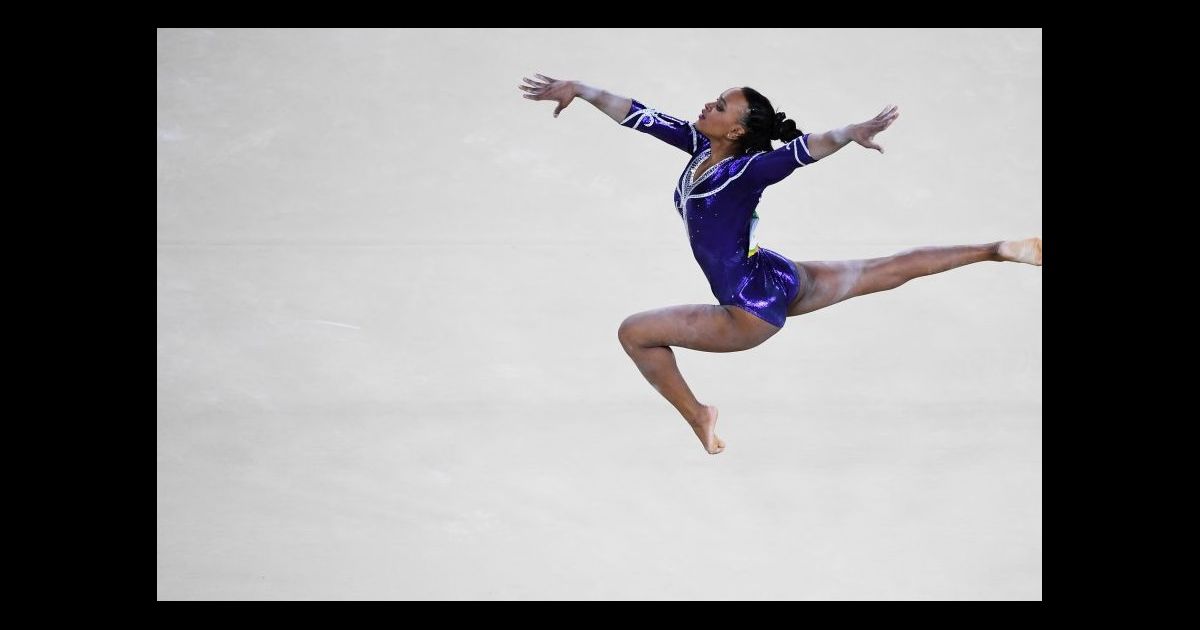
xmin=786 ymin=237 xmax=1041 ymax=317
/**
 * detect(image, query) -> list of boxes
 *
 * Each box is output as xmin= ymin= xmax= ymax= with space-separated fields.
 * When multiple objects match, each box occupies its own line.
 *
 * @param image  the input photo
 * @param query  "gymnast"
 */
xmin=520 ymin=74 xmax=1041 ymax=455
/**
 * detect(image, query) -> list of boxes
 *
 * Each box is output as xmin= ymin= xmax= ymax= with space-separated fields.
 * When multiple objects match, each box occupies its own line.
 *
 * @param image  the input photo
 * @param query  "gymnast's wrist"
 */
xmin=831 ymin=125 xmax=853 ymax=146
xmin=572 ymin=81 xmax=598 ymax=101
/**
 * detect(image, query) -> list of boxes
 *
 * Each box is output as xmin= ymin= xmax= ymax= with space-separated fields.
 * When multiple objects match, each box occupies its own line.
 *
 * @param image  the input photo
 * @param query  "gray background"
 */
xmin=157 ymin=28 xmax=1041 ymax=600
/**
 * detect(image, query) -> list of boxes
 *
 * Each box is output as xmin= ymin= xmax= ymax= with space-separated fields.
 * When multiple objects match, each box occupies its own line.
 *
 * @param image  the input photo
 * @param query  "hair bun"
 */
xmin=771 ymin=112 xmax=787 ymax=140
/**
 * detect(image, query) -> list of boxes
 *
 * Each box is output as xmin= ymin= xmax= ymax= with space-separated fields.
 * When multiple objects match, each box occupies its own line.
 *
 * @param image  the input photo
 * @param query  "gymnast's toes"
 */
xmin=999 ymin=237 xmax=1042 ymax=266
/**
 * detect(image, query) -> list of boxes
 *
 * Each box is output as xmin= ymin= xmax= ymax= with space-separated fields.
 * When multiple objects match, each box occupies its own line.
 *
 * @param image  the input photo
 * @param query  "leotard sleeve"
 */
xmin=618 ymin=98 xmax=706 ymax=155
xmin=740 ymin=134 xmax=819 ymax=188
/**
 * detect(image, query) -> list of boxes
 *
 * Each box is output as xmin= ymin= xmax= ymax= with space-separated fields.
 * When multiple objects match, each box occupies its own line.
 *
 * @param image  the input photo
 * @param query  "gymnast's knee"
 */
xmin=617 ymin=318 xmax=641 ymax=353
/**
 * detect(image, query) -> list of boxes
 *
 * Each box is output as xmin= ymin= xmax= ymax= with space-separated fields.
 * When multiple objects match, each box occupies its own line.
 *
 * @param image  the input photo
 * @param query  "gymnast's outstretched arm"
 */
xmin=519 ymin=73 xmax=631 ymax=122
xmin=805 ymin=104 xmax=900 ymax=160
xmin=738 ymin=104 xmax=901 ymax=188
xmin=520 ymin=74 xmax=702 ymax=154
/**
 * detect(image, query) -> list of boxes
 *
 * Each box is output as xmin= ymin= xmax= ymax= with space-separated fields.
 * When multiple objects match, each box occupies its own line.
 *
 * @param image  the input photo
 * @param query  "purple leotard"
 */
xmin=619 ymin=98 xmax=818 ymax=328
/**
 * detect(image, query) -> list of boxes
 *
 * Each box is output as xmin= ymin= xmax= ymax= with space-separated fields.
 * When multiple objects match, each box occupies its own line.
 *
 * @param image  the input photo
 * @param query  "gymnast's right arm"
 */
xmin=574 ymin=82 xmax=633 ymax=123
xmin=519 ymin=73 xmax=631 ymax=121
xmin=520 ymin=74 xmax=703 ymax=155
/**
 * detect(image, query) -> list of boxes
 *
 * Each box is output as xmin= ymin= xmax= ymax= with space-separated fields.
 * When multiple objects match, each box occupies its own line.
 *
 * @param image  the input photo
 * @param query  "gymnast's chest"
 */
xmin=674 ymin=153 xmax=740 ymax=209
xmin=673 ymin=169 xmax=738 ymax=218
xmin=674 ymin=189 xmax=719 ymax=216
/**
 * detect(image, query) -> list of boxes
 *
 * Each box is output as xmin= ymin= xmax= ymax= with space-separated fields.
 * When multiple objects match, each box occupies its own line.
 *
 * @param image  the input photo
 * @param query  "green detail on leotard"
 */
xmin=747 ymin=209 xmax=760 ymax=258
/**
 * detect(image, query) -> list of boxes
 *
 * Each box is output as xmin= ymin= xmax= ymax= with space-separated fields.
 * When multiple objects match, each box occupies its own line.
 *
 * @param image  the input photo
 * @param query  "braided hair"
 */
xmin=738 ymin=87 xmax=803 ymax=155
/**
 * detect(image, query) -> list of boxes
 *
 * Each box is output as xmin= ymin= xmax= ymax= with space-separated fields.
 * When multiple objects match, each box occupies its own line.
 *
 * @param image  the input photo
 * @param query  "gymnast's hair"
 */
xmin=738 ymin=87 xmax=803 ymax=155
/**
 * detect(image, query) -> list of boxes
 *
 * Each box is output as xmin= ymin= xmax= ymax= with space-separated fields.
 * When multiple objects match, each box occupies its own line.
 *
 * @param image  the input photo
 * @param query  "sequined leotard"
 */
xmin=619 ymin=99 xmax=819 ymax=328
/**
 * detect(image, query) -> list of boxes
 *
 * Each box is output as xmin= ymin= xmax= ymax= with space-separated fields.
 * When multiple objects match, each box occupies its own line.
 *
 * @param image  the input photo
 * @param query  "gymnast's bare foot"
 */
xmin=689 ymin=405 xmax=725 ymax=454
xmin=998 ymin=237 xmax=1042 ymax=266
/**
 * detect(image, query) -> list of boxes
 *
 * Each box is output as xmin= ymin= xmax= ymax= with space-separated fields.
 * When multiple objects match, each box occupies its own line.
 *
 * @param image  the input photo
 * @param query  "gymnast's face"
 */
xmin=697 ymin=88 xmax=749 ymax=143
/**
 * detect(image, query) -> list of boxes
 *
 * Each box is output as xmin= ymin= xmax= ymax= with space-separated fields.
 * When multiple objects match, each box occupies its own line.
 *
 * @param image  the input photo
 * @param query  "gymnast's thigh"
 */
xmin=618 ymin=303 xmax=780 ymax=352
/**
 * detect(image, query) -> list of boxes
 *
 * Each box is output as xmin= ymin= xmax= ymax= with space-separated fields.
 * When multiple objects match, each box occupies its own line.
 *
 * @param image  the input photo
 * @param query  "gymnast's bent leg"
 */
xmin=617 ymin=303 xmax=780 ymax=454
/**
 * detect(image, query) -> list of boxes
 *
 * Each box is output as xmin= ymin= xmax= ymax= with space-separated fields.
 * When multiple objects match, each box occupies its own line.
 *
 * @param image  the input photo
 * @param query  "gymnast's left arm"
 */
xmin=805 ymin=104 xmax=900 ymax=160
xmin=739 ymin=105 xmax=901 ymax=189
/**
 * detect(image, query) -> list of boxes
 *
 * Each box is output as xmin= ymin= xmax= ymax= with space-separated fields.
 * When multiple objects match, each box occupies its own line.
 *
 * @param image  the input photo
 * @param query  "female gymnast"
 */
xmin=519 ymin=73 xmax=1041 ymax=455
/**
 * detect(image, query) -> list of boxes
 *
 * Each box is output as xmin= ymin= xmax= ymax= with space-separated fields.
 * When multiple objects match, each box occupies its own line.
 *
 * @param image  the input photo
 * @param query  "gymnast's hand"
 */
xmin=519 ymin=73 xmax=577 ymax=118
xmin=846 ymin=104 xmax=900 ymax=153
